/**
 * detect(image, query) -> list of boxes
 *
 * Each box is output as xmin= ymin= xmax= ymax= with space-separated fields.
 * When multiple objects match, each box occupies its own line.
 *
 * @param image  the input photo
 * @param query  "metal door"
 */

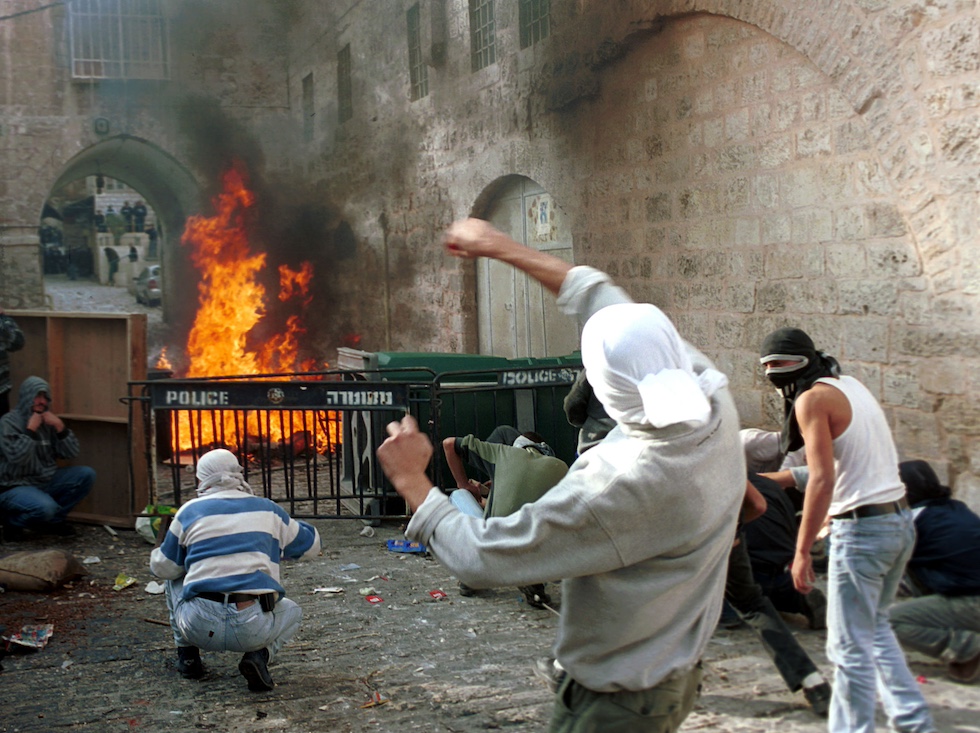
xmin=478 ymin=177 xmax=577 ymax=358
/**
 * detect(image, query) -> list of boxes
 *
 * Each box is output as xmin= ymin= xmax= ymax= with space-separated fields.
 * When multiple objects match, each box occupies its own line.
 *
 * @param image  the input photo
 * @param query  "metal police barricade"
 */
xmin=130 ymin=374 xmax=420 ymax=520
xmin=427 ymin=363 xmax=582 ymax=489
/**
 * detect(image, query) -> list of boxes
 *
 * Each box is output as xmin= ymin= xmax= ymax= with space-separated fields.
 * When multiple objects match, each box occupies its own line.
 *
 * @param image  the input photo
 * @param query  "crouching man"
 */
xmin=149 ymin=449 xmax=320 ymax=691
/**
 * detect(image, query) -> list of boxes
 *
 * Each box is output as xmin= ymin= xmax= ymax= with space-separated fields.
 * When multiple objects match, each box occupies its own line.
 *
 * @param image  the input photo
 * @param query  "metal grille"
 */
xmin=469 ymin=0 xmax=496 ymax=72
xmin=68 ymin=0 xmax=169 ymax=80
xmin=337 ymin=44 xmax=353 ymax=123
xmin=519 ymin=0 xmax=550 ymax=49
xmin=129 ymin=362 xmax=582 ymax=521
xmin=407 ymin=3 xmax=428 ymax=101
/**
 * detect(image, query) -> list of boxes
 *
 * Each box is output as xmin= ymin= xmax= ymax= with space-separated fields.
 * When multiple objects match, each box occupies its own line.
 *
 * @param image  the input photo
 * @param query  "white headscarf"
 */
xmin=739 ymin=428 xmax=783 ymax=473
xmin=195 ymin=448 xmax=253 ymax=496
xmin=580 ymin=303 xmax=728 ymax=429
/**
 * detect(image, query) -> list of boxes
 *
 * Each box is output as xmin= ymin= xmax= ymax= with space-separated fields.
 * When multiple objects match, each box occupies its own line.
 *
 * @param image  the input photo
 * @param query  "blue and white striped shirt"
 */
xmin=149 ymin=489 xmax=320 ymax=600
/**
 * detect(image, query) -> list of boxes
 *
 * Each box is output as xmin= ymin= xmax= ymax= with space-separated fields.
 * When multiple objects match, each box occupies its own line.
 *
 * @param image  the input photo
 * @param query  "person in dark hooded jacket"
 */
xmin=889 ymin=460 xmax=980 ymax=684
xmin=0 ymin=376 xmax=95 ymax=538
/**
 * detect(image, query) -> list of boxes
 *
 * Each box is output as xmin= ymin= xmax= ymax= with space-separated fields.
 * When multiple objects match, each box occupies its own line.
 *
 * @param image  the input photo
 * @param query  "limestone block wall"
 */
xmin=284 ymin=1 xmax=979 ymax=506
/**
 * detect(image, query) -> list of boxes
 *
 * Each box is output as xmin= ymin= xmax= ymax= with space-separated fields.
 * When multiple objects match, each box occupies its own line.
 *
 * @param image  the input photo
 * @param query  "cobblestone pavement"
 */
xmin=1 ymin=520 xmax=978 ymax=733
xmin=3 ymin=278 xmax=977 ymax=732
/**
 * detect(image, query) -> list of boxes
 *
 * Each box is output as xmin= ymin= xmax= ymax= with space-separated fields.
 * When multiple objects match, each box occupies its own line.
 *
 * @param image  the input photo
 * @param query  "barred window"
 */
xmin=337 ymin=44 xmax=353 ymax=123
xmin=68 ymin=0 xmax=169 ymax=80
xmin=519 ymin=0 xmax=550 ymax=49
xmin=469 ymin=0 xmax=496 ymax=72
xmin=302 ymin=73 xmax=315 ymax=141
xmin=407 ymin=4 xmax=428 ymax=101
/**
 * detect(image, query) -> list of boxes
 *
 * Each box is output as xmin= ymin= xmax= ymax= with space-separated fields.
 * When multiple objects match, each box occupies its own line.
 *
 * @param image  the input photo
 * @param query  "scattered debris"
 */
xmin=338 ymin=563 xmax=361 ymax=572
xmin=2 ymin=624 xmax=55 ymax=650
xmin=102 ymin=525 xmax=119 ymax=538
xmin=359 ymin=526 xmax=375 ymax=538
xmin=359 ymin=691 xmax=389 ymax=708
xmin=386 ymin=539 xmax=426 ymax=554
xmin=82 ymin=556 xmax=101 ymax=565
xmin=359 ymin=587 xmax=377 ymax=596
xmin=143 ymin=618 xmax=170 ymax=627
xmin=429 ymin=590 xmax=447 ymax=600
xmin=144 ymin=581 xmax=166 ymax=595
xmin=364 ymin=595 xmax=383 ymax=605
xmin=113 ymin=573 xmax=137 ymax=591
xmin=312 ymin=587 xmax=344 ymax=594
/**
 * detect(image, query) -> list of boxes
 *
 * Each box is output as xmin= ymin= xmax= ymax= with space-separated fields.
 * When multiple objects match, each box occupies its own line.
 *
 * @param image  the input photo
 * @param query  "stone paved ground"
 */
xmin=2 ymin=277 xmax=977 ymax=732
xmin=2 ymin=520 xmax=978 ymax=733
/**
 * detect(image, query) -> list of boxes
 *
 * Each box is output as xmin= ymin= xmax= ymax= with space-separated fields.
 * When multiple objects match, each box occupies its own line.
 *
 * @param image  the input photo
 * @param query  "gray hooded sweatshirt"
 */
xmin=0 ymin=376 xmax=81 ymax=490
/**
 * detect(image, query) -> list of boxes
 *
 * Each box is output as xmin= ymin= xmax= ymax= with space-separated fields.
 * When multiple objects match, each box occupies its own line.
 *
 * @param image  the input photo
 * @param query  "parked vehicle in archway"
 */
xmin=135 ymin=264 xmax=162 ymax=306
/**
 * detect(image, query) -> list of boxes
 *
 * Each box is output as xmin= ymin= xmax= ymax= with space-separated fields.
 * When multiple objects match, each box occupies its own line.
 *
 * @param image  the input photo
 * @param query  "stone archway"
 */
xmin=46 ymin=135 xmax=203 ymax=323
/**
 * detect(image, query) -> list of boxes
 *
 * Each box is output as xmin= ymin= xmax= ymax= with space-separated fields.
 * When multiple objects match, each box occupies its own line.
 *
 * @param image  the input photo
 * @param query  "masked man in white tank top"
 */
xmin=760 ymin=328 xmax=935 ymax=733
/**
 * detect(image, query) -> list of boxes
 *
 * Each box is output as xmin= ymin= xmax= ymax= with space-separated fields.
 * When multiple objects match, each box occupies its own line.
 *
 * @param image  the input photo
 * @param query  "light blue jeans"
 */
xmin=166 ymin=578 xmax=302 ymax=663
xmin=0 ymin=466 xmax=95 ymax=528
xmin=450 ymin=489 xmax=485 ymax=518
xmin=827 ymin=510 xmax=935 ymax=733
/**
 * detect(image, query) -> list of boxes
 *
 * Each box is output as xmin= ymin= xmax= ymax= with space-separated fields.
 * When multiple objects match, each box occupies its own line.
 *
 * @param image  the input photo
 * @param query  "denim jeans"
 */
xmin=890 ymin=593 xmax=980 ymax=664
xmin=827 ymin=510 xmax=935 ymax=733
xmin=166 ymin=578 xmax=302 ymax=663
xmin=0 ymin=466 xmax=95 ymax=528
xmin=449 ymin=489 xmax=484 ymax=518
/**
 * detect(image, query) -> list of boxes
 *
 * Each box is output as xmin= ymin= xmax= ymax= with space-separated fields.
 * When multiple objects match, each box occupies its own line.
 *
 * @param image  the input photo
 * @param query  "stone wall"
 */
xmin=0 ymin=0 xmax=977 ymax=505
xmin=283 ymin=0 xmax=979 ymax=506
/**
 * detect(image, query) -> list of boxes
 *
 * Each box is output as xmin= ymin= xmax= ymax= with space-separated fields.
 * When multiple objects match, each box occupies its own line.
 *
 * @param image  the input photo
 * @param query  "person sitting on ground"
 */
xmin=0 ymin=309 xmax=25 ymax=416
xmin=149 ymin=448 xmax=320 ymax=691
xmin=0 ymin=376 xmax=95 ymax=539
xmin=443 ymin=427 xmax=568 ymax=608
xmin=889 ymin=460 xmax=980 ymax=684
xmin=378 ymin=218 xmax=744 ymax=733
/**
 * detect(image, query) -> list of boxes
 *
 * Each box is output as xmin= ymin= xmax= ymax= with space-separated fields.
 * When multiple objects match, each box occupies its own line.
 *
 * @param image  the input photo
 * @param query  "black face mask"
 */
xmin=760 ymin=328 xmax=840 ymax=453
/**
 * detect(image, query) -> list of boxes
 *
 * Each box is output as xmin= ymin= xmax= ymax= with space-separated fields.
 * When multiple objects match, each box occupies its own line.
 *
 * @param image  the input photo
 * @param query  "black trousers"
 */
xmin=725 ymin=533 xmax=820 ymax=691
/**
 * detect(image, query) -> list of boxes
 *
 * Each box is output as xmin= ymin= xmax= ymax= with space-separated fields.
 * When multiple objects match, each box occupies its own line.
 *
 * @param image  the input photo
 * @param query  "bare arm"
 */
xmin=791 ymin=385 xmax=848 ymax=593
xmin=444 ymin=218 xmax=572 ymax=296
xmin=759 ymin=470 xmax=796 ymax=489
xmin=742 ymin=480 xmax=768 ymax=524
xmin=442 ymin=437 xmax=469 ymax=488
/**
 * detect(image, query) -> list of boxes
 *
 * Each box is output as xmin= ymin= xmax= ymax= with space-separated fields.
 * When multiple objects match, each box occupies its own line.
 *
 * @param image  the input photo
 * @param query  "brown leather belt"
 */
xmin=196 ymin=592 xmax=261 ymax=604
xmin=832 ymin=496 xmax=909 ymax=521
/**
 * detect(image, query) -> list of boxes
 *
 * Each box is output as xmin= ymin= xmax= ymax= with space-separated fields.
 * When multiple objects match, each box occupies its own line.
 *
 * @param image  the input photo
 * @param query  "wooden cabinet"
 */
xmin=6 ymin=311 xmax=148 ymax=526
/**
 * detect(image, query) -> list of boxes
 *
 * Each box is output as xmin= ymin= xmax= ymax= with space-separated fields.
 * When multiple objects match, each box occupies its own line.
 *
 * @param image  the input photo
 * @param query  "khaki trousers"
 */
xmin=549 ymin=662 xmax=703 ymax=733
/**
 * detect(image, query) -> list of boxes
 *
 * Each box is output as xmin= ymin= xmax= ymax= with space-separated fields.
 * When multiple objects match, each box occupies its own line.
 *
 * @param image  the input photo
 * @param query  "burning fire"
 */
xmin=167 ymin=163 xmax=336 ymax=455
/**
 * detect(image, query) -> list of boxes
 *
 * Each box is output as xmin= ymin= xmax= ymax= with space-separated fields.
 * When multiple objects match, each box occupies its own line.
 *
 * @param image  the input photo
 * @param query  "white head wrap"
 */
xmin=739 ymin=428 xmax=783 ymax=473
xmin=195 ymin=448 xmax=253 ymax=496
xmin=580 ymin=303 xmax=728 ymax=429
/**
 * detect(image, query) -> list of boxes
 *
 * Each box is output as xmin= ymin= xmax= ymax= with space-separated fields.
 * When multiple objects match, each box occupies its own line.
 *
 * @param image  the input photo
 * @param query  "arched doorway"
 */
xmin=45 ymin=136 xmax=202 ymax=322
xmin=474 ymin=176 xmax=578 ymax=358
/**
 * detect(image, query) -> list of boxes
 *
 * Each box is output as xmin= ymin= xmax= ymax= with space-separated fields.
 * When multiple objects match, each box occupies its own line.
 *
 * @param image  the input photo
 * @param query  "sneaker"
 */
xmin=948 ymin=651 xmax=980 ymax=684
xmin=803 ymin=588 xmax=828 ymax=630
xmin=532 ymin=657 xmax=565 ymax=693
xmin=239 ymin=648 xmax=274 ymax=692
xmin=518 ymin=584 xmax=551 ymax=609
xmin=175 ymin=646 xmax=205 ymax=680
xmin=803 ymin=681 xmax=832 ymax=718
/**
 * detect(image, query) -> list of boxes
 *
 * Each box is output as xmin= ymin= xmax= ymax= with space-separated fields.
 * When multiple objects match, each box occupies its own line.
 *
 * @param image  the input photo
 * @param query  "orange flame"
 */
xmin=170 ymin=163 xmax=336 ymax=453
xmin=155 ymin=348 xmax=173 ymax=371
